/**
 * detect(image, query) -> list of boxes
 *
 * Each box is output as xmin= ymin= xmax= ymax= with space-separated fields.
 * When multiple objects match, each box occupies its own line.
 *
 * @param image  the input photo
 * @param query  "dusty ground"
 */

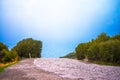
xmin=0 ymin=58 xmax=120 ymax=80
xmin=0 ymin=59 xmax=72 ymax=80
xmin=34 ymin=58 xmax=120 ymax=80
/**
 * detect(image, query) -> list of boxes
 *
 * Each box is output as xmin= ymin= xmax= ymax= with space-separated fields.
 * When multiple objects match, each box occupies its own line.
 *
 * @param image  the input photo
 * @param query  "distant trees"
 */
xmin=0 ymin=42 xmax=18 ymax=63
xmin=95 ymin=32 xmax=110 ymax=42
xmin=76 ymin=42 xmax=90 ymax=60
xmin=2 ymin=49 xmax=18 ymax=63
xmin=60 ymin=52 xmax=76 ymax=59
xmin=0 ymin=38 xmax=42 ymax=63
xmin=12 ymin=38 xmax=42 ymax=58
xmin=76 ymin=32 xmax=120 ymax=65
xmin=0 ymin=42 xmax=8 ymax=51
xmin=112 ymin=33 xmax=120 ymax=40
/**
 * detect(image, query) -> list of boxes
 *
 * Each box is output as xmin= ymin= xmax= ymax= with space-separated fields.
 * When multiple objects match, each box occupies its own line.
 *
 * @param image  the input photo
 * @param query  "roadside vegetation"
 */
xmin=0 ymin=38 xmax=42 ymax=72
xmin=60 ymin=52 xmax=76 ymax=59
xmin=61 ymin=32 xmax=120 ymax=66
xmin=0 ymin=61 xmax=19 ymax=73
xmin=12 ymin=38 xmax=42 ymax=58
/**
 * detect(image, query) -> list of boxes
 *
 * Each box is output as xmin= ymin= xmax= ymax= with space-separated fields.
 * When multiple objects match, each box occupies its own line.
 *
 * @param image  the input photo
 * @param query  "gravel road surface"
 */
xmin=0 ymin=58 xmax=120 ymax=80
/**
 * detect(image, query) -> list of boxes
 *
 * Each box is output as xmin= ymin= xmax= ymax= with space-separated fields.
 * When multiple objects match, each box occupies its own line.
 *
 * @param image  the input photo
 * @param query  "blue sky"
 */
xmin=0 ymin=0 xmax=120 ymax=57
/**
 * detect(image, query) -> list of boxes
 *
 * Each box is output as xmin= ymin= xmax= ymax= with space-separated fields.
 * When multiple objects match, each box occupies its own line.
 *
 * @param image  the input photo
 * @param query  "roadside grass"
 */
xmin=88 ymin=60 xmax=120 ymax=66
xmin=66 ymin=56 xmax=120 ymax=66
xmin=0 ymin=61 xmax=19 ymax=73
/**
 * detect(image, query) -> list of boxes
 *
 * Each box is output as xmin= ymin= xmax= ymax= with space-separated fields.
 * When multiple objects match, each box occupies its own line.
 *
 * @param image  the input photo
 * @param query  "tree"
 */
xmin=2 ymin=49 xmax=11 ymax=63
xmin=112 ymin=33 xmax=120 ymax=41
xmin=13 ymin=38 xmax=42 ymax=58
xmin=76 ymin=42 xmax=90 ymax=60
xmin=0 ymin=51 xmax=5 ymax=62
xmin=0 ymin=42 xmax=8 ymax=51
xmin=95 ymin=32 xmax=110 ymax=43
xmin=0 ymin=42 xmax=8 ymax=63
xmin=60 ymin=52 xmax=76 ymax=59
xmin=10 ymin=49 xmax=19 ymax=61
xmin=75 ymin=32 xmax=120 ymax=65
xmin=1 ymin=49 xmax=18 ymax=63
xmin=88 ymin=43 xmax=99 ymax=61
xmin=98 ymin=40 xmax=120 ymax=63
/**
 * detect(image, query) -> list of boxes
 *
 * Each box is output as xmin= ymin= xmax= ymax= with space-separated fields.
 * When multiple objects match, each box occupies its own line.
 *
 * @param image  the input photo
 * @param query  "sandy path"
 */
xmin=0 ymin=59 xmax=72 ymax=80
xmin=0 ymin=58 xmax=120 ymax=80
xmin=34 ymin=58 xmax=120 ymax=80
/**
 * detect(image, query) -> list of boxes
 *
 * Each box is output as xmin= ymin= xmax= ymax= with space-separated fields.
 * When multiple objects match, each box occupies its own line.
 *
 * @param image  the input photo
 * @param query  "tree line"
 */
xmin=60 ymin=52 xmax=76 ymax=59
xmin=61 ymin=32 xmax=120 ymax=65
xmin=76 ymin=32 xmax=120 ymax=65
xmin=0 ymin=38 xmax=42 ymax=63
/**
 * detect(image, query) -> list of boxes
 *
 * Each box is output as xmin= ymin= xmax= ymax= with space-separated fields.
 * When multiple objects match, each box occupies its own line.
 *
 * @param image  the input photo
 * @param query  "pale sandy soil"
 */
xmin=0 ymin=58 xmax=120 ymax=80
xmin=34 ymin=58 xmax=120 ymax=80
xmin=0 ymin=59 xmax=72 ymax=80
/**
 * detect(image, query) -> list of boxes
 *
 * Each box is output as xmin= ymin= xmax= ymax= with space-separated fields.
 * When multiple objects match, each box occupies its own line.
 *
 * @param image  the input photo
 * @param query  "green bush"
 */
xmin=12 ymin=38 xmax=42 ymax=58
xmin=76 ymin=32 xmax=120 ymax=65
xmin=2 ymin=49 xmax=12 ymax=63
xmin=60 ymin=52 xmax=76 ymax=59
xmin=2 ymin=49 xmax=18 ymax=63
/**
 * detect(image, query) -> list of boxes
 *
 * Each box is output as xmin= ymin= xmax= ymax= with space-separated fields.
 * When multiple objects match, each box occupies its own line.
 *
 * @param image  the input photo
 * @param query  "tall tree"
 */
xmin=112 ymin=33 xmax=120 ymax=41
xmin=75 ymin=32 xmax=120 ymax=65
xmin=0 ymin=42 xmax=8 ymax=62
xmin=95 ymin=32 xmax=110 ymax=43
xmin=13 ymin=38 xmax=42 ymax=58
xmin=0 ymin=42 xmax=8 ymax=51
xmin=76 ymin=42 xmax=90 ymax=60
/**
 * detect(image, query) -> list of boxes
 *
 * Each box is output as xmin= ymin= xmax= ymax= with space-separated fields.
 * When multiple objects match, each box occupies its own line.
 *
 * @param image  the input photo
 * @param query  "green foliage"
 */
xmin=95 ymin=32 xmax=110 ymax=43
xmin=60 ymin=52 xmax=76 ymax=59
xmin=76 ymin=42 xmax=90 ymax=60
xmin=0 ymin=61 xmax=19 ymax=73
xmin=12 ymin=38 xmax=42 ymax=58
xmin=111 ymin=33 xmax=120 ymax=40
xmin=0 ymin=51 xmax=5 ymax=62
xmin=88 ymin=43 xmax=99 ymax=60
xmin=0 ymin=42 xmax=9 ymax=62
xmin=9 ymin=49 xmax=18 ymax=61
xmin=0 ymin=42 xmax=18 ymax=63
xmin=0 ymin=38 xmax=42 ymax=63
xmin=76 ymin=32 xmax=120 ymax=65
xmin=0 ymin=43 xmax=9 ymax=63
xmin=2 ymin=49 xmax=11 ymax=63
xmin=1 ymin=49 xmax=18 ymax=63
xmin=0 ymin=42 xmax=8 ymax=51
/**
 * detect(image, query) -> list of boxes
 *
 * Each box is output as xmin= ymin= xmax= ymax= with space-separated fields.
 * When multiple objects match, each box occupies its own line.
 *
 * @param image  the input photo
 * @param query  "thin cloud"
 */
xmin=2 ymin=0 xmax=119 ymax=57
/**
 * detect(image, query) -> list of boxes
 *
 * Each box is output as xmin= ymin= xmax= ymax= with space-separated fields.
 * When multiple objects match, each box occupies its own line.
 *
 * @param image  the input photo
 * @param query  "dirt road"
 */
xmin=0 ymin=58 xmax=120 ymax=80
xmin=0 ymin=59 xmax=72 ymax=80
